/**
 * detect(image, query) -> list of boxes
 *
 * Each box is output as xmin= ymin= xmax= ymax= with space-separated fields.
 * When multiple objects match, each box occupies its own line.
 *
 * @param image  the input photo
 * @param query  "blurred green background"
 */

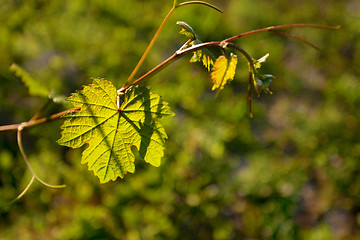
xmin=0 ymin=0 xmax=359 ymax=239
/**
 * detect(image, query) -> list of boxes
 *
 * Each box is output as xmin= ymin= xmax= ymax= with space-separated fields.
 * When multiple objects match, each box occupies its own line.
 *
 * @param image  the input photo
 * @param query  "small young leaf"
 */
xmin=10 ymin=63 xmax=50 ymax=97
xmin=211 ymin=53 xmax=238 ymax=91
xmin=254 ymin=74 xmax=275 ymax=97
xmin=177 ymin=21 xmax=215 ymax=71
xmin=254 ymin=53 xmax=269 ymax=69
xmin=177 ymin=21 xmax=197 ymax=39
xmin=251 ymin=53 xmax=274 ymax=97
xmin=57 ymin=78 xmax=174 ymax=183
xmin=189 ymin=46 xmax=215 ymax=71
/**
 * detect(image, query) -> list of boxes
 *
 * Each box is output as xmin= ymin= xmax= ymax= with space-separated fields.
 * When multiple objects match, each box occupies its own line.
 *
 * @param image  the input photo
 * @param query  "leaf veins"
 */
xmin=211 ymin=53 xmax=238 ymax=91
xmin=57 ymin=78 xmax=174 ymax=183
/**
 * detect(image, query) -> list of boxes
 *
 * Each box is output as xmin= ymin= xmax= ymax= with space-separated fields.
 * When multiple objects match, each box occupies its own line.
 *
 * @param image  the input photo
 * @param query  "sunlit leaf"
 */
xmin=251 ymin=53 xmax=274 ymax=97
xmin=189 ymin=46 xmax=215 ymax=71
xmin=211 ymin=53 xmax=238 ymax=91
xmin=254 ymin=53 xmax=269 ymax=69
xmin=57 ymin=78 xmax=174 ymax=183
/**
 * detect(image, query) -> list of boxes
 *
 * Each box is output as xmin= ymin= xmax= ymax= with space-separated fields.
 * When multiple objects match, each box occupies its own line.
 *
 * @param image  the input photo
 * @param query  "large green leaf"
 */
xmin=57 ymin=78 xmax=174 ymax=183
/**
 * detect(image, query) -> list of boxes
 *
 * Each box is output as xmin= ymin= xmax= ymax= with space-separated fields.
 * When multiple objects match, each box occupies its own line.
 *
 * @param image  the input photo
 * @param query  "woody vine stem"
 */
xmin=0 ymin=0 xmax=339 ymax=203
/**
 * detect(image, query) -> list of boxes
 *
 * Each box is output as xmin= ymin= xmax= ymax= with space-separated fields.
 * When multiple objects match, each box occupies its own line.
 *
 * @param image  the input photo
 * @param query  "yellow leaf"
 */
xmin=202 ymin=54 xmax=214 ymax=72
xmin=224 ymin=53 xmax=238 ymax=82
xmin=211 ymin=56 xmax=227 ymax=90
xmin=211 ymin=54 xmax=238 ymax=91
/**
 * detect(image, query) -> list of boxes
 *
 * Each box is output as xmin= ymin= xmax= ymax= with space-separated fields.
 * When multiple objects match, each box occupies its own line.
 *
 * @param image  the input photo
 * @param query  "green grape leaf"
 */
xmin=10 ymin=63 xmax=50 ymax=97
xmin=57 ymin=78 xmax=174 ymax=183
xmin=211 ymin=53 xmax=238 ymax=91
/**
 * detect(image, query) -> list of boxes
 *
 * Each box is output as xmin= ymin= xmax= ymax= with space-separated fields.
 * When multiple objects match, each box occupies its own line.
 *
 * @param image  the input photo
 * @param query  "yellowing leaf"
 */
xmin=211 ymin=56 xmax=227 ymax=90
xmin=57 ymin=78 xmax=174 ymax=183
xmin=202 ymin=54 xmax=214 ymax=72
xmin=224 ymin=53 xmax=238 ymax=82
xmin=211 ymin=53 xmax=238 ymax=91
xmin=190 ymin=47 xmax=214 ymax=71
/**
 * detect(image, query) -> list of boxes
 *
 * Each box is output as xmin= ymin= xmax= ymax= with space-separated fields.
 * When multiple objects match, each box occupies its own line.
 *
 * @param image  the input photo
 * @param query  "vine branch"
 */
xmin=123 ymin=4 xmax=176 ymax=87
xmin=17 ymin=125 xmax=66 ymax=189
xmin=123 ymin=0 xmax=222 ymax=87
xmin=1 ymin=23 xmax=339 ymax=131
xmin=0 ymin=1 xmax=340 ymax=201
xmin=0 ymin=107 xmax=80 ymax=132
xmin=1 ymin=22 xmax=339 ymax=130
xmin=119 ymin=23 xmax=339 ymax=92
xmin=119 ymin=41 xmax=259 ymax=92
xmin=224 ymin=24 xmax=340 ymax=42
xmin=1 ymin=124 xmax=67 ymax=205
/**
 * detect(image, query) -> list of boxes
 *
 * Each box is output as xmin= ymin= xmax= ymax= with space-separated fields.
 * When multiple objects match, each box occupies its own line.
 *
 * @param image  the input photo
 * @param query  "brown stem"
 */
xmin=247 ymin=65 xmax=253 ymax=118
xmin=225 ymin=24 xmax=340 ymax=42
xmin=177 ymin=1 xmax=223 ymax=13
xmin=17 ymin=126 xmax=66 ymax=188
xmin=119 ymin=41 xmax=260 ymax=93
xmin=118 ymin=41 xmax=223 ymax=92
xmin=123 ymin=6 xmax=176 ymax=87
xmin=119 ymin=23 xmax=339 ymax=93
xmin=30 ymin=99 xmax=52 ymax=121
xmin=269 ymin=30 xmax=320 ymax=50
xmin=123 ymin=0 xmax=222 ymax=88
xmin=0 ymin=107 xmax=80 ymax=132
xmin=119 ymin=52 xmax=178 ymax=93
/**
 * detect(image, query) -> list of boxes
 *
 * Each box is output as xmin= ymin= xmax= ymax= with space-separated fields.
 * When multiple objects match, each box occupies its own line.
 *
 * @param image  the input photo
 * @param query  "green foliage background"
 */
xmin=0 ymin=0 xmax=359 ymax=239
